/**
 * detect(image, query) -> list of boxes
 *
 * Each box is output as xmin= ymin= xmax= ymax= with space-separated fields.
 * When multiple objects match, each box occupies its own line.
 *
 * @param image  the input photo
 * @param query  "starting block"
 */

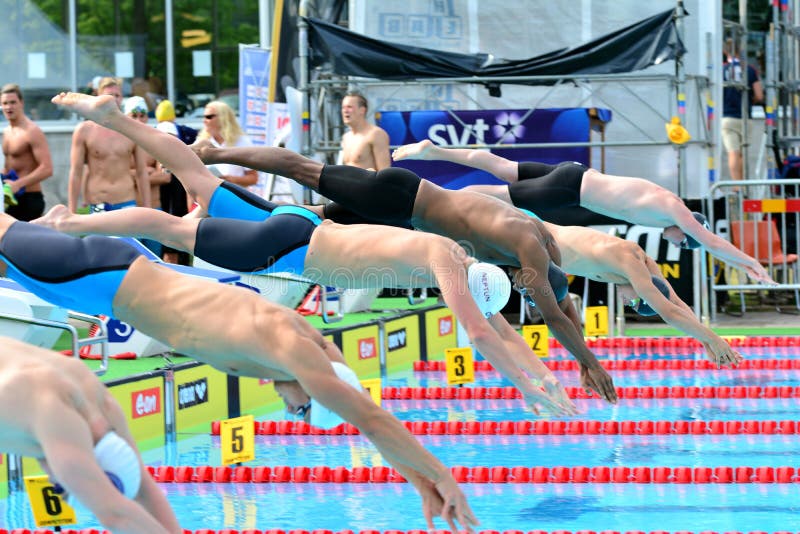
xmin=79 ymin=314 xmax=171 ymax=359
xmin=0 ymin=279 xmax=69 ymax=349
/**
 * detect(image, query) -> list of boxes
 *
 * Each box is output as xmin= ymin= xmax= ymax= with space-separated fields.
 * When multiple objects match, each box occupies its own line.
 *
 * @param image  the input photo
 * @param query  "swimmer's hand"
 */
xmin=425 ymin=474 xmax=480 ymax=533
xmin=579 ymin=362 xmax=619 ymax=404
xmin=703 ymin=339 xmax=744 ymax=369
xmin=524 ymin=375 xmax=579 ymax=417
xmin=746 ymin=263 xmax=778 ymax=286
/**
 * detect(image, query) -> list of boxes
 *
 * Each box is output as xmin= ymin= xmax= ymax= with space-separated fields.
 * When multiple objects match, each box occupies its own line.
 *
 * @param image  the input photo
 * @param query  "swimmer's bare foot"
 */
xmin=392 ymin=139 xmax=437 ymax=161
xmin=51 ymin=92 xmax=119 ymax=126
xmin=31 ymin=204 xmax=73 ymax=232
xmin=189 ymin=139 xmax=218 ymax=164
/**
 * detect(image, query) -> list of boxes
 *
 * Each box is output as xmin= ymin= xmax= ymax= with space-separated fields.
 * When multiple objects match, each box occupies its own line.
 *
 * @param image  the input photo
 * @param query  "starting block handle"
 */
xmin=68 ymin=312 xmax=110 ymax=376
xmin=320 ymin=286 xmax=344 ymax=324
xmin=407 ymin=288 xmax=428 ymax=305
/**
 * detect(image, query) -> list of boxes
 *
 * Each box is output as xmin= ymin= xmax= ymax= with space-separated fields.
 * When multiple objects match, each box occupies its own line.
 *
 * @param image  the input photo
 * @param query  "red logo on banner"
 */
xmin=438 ymin=316 xmax=454 ymax=336
xmin=131 ymin=387 xmax=161 ymax=418
xmin=358 ymin=337 xmax=377 ymax=359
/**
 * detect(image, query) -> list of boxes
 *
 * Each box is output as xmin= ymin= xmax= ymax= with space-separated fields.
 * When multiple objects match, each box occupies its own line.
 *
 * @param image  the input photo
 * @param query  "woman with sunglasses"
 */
xmin=197 ymin=100 xmax=258 ymax=189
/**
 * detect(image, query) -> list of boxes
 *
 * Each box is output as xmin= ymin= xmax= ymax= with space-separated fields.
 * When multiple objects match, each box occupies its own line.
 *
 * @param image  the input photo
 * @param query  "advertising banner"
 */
xmin=383 ymin=315 xmax=421 ymax=372
xmin=108 ymin=376 xmax=166 ymax=443
xmin=174 ymin=365 xmax=228 ymax=432
xmin=379 ymin=108 xmax=609 ymax=189
xmin=239 ymin=46 xmax=271 ymax=146
xmin=424 ymin=308 xmax=457 ymax=361
xmin=341 ymin=325 xmax=381 ymax=379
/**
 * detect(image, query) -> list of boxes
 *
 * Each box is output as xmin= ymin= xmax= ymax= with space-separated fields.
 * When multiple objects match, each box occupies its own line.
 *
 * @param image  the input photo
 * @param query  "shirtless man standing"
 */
xmin=340 ymin=92 xmax=391 ymax=170
xmin=67 ymin=77 xmax=150 ymax=213
xmin=391 ymin=140 xmax=774 ymax=285
xmin=1 ymin=83 xmax=53 ymax=220
xmin=0 ymin=337 xmax=181 ymax=534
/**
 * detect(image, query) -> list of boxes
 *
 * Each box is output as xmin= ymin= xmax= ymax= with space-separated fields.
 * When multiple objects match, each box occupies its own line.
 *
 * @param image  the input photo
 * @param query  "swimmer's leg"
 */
xmin=51 ymin=92 xmax=222 ymax=209
xmin=192 ymin=144 xmax=324 ymax=190
xmin=34 ymin=204 xmax=198 ymax=253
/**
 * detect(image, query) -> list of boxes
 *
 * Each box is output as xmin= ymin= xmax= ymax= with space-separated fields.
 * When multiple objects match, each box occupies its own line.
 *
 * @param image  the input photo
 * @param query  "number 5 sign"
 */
xmin=220 ymin=414 xmax=255 ymax=465
xmin=23 ymin=475 xmax=76 ymax=527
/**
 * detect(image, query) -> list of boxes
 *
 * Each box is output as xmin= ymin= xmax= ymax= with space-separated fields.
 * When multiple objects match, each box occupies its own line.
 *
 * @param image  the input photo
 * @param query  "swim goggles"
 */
xmin=292 ymin=400 xmax=312 ymax=420
xmin=513 ymin=280 xmax=536 ymax=308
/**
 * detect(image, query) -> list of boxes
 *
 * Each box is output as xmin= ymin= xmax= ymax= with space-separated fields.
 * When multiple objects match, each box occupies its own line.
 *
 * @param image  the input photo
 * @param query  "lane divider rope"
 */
xmin=211 ymin=418 xmax=799 ymax=437
xmin=22 ymin=528 xmax=800 ymax=534
xmin=413 ymin=358 xmax=800 ymax=372
xmin=35 ymin=529 xmax=800 ymax=534
xmin=144 ymin=464 xmax=800 ymax=484
xmin=503 ymin=334 xmax=800 ymax=352
xmin=379 ymin=385 xmax=800 ymax=400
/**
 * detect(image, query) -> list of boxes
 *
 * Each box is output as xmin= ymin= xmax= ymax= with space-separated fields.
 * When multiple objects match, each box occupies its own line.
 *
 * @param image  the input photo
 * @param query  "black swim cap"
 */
xmin=681 ymin=212 xmax=709 ymax=250
xmin=632 ymin=276 xmax=671 ymax=316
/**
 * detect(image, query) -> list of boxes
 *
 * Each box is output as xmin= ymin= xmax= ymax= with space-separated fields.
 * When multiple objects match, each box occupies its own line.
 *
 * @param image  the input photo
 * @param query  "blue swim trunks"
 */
xmin=207 ymin=181 xmax=279 ymax=221
xmin=0 ymin=222 xmax=141 ymax=316
xmin=90 ymin=199 xmax=137 ymax=213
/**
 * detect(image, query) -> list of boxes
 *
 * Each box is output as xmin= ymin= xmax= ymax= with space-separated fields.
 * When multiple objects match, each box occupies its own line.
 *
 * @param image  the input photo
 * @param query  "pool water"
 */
xmin=3 ymin=348 xmax=800 ymax=531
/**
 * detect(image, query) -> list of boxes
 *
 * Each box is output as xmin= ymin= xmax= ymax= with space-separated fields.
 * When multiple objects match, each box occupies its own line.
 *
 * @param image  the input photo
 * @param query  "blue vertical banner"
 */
xmin=239 ymin=46 xmax=271 ymax=146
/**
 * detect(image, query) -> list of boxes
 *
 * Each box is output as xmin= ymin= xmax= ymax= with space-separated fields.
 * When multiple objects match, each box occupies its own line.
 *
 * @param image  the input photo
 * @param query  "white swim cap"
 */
xmin=310 ymin=362 xmax=363 ymax=429
xmin=93 ymin=431 xmax=141 ymax=499
xmin=467 ymin=262 xmax=511 ymax=318
xmin=123 ymin=96 xmax=148 ymax=116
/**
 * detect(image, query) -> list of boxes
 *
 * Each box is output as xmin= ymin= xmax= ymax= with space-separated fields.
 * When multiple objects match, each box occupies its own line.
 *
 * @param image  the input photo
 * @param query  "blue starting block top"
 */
xmin=117 ymin=237 xmax=240 ymax=284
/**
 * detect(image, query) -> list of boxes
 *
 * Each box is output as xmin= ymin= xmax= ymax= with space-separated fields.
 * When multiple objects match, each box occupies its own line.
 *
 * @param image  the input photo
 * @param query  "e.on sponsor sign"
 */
xmin=358 ymin=337 xmax=377 ymax=359
xmin=131 ymin=387 xmax=161 ymax=419
xmin=438 ymin=315 xmax=454 ymax=336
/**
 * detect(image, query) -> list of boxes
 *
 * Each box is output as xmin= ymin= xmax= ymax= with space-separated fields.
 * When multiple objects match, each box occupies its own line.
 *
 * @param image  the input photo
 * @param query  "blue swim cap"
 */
xmin=520 ymin=261 xmax=569 ymax=307
xmin=549 ymin=262 xmax=569 ymax=302
xmin=631 ymin=277 xmax=671 ymax=316
xmin=681 ymin=212 xmax=709 ymax=250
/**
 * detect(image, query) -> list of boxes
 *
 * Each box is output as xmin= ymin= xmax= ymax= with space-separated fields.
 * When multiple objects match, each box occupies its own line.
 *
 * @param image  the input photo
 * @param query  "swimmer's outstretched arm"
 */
xmin=36 ymin=408 xmax=179 ymax=533
xmin=630 ymin=256 xmax=743 ymax=368
xmin=514 ymin=254 xmax=616 ymax=404
xmin=673 ymin=207 xmax=775 ymax=285
xmin=392 ymin=139 xmax=519 ymax=182
xmin=282 ymin=351 xmax=479 ymax=533
xmin=33 ymin=204 xmax=198 ymax=254
xmin=51 ymin=92 xmax=221 ymax=210
xmin=486 ymin=313 xmax=579 ymax=416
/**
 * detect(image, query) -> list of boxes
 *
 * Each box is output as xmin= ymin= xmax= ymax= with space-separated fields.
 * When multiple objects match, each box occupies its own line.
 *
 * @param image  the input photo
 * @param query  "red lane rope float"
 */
xmin=493 ymin=334 xmax=800 ymax=352
xmin=380 ymin=384 xmax=800 ymax=400
xmin=12 ymin=529 xmax=800 ymax=534
xmin=211 ymin=419 xmax=799 ymax=436
xmin=413 ymin=358 xmax=800 ymax=372
xmin=144 ymin=464 xmax=800 ymax=484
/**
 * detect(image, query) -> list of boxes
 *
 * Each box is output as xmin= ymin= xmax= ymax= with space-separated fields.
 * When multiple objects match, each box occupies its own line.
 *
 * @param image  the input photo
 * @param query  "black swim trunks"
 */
xmin=193 ymin=206 xmax=320 ymax=275
xmin=508 ymin=162 xmax=587 ymax=213
xmin=318 ymin=165 xmax=421 ymax=227
xmin=6 ymin=191 xmax=45 ymax=221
